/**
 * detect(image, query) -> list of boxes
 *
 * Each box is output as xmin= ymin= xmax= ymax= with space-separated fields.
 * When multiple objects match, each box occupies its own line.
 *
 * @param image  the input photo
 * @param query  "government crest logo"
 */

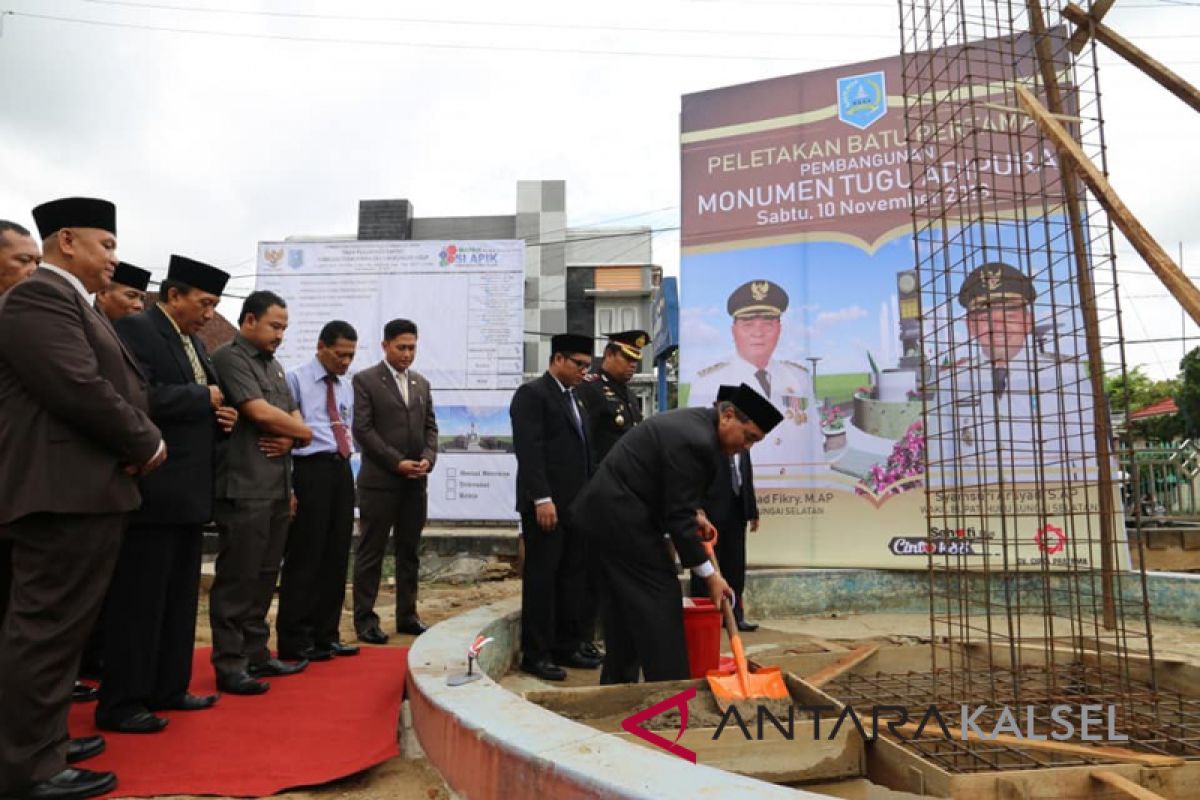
xmin=837 ymin=71 xmax=887 ymax=130
xmin=287 ymin=249 xmax=304 ymax=270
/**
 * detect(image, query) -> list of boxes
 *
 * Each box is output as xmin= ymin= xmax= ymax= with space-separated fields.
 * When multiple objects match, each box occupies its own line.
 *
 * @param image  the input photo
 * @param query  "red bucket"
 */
xmin=681 ymin=597 xmax=721 ymax=678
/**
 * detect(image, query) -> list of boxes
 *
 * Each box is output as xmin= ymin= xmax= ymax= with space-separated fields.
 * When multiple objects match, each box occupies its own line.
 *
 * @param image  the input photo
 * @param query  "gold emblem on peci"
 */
xmin=982 ymin=266 xmax=1003 ymax=291
xmin=751 ymin=281 xmax=770 ymax=302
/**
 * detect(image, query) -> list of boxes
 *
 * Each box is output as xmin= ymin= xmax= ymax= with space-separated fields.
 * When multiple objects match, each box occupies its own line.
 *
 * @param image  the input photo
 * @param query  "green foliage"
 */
xmin=1176 ymin=348 xmax=1200 ymax=440
xmin=1105 ymin=365 xmax=1184 ymax=444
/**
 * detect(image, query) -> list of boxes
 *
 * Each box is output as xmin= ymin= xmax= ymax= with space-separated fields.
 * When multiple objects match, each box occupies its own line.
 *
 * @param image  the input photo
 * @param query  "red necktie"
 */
xmin=325 ymin=375 xmax=352 ymax=459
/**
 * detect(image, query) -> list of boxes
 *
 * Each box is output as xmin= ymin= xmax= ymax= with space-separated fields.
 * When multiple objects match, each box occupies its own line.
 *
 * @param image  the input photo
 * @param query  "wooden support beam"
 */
xmin=892 ymin=722 xmax=1185 ymax=767
xmin=1062 ymin=3 xmax=1200 ymax=113
xmin=803 ymin=644 xmax=879 ymax=688
xmin=1091 ymin=769 xmax=1170 ymax=800
xmin=1014 ymin=84 xmax=1200 ymax=327
xmin=1067 ymin=0 xmax=1115 ymax=54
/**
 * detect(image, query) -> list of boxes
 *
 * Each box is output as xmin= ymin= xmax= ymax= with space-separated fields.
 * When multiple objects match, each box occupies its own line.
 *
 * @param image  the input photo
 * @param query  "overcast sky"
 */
xmin=1 ymin=0 xmax=1196 ymax=377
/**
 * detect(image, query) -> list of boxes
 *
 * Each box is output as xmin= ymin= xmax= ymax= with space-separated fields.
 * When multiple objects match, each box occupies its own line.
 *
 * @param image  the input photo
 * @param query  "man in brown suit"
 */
xmin=352 ymin=318 xmax=438 ymax=643
xmin=0 ymin=197 xmax=165 ymax=800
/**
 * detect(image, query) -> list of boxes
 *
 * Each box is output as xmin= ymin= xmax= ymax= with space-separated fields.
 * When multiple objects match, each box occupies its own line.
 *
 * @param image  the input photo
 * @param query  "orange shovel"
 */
xmin=701 ymin=542 xmax=789 ymax=711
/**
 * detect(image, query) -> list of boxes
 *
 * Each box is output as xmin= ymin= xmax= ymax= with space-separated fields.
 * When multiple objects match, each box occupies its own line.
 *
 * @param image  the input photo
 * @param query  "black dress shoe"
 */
xmin=580 ymin=641 xmax=604 ymax=660
xmin=280 ymin=646 xmax=333 ymax=662
xmin=357 ymin=627 xmax=389 ymax=645
xmin=396 ymin=618 xmax=428 ymax=636
xmin=557 ymin=650 xmax=602 ymax=669
xmin=95 ymin=710 xmax=168 ymax=734
xmin=519 ymin=658 xmax=566 ymax=681
xmin=23 ymin=767 xmax=116 ymax=800
xmin=70 ymin=682 xmax=98 ymax=704
xmin=322 ymin=641 xmax=360 ymax=656
xmin=65 ymin=736 xmax=105 ymax=765
xmin=736 ymin=620 xmax=760 ymax=632
xmin=151 ymin=693 xmax=219 ymax=712
xmin=216 ymin=671 xmax=270 ymax=696
xmin=248 ymin=657 xmax=308 ymax=678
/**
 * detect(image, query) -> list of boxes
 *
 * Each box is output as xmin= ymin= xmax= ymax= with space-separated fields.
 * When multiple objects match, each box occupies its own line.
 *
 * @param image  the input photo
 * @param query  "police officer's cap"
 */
xmin=167 ymin=255 xmax=230 ymax=296
xmin=551 ymin=333 xmax=594 ymax=357
xmin=727 ymin=279 xmax=788 ymax=319
xmin=727 ymin=383 xmax=784 ymax=433
xmin=32 ymin=197 xmax=116 ymax=239
xmin=957 ymin=262 xmax=1036 ymax=310
xmin=112 ymin=262 xmax=151 ymax=292
xmin=607 ymin=330 xmax=649 ymax=360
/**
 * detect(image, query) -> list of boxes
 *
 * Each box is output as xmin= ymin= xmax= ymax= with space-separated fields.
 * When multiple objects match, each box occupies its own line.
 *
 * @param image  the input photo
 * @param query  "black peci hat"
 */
xmin=550 ymin=333 xmax=594 ymax=357
xmin=167 ymin=254 xmax=230 ymax=296
xmin=728 ymin=382 xmax=784 ymax=433
xmin=111 ymin=262 xmax=151 ymax=291
xmin=31 ymin=197 xmax=116 ymax=239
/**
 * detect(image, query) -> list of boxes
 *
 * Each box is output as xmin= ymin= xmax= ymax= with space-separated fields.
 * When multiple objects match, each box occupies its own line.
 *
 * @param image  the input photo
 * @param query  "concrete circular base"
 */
xmin=406 ymin=595 xmax=820 ymax=799
xmin=406 ymin=568 xmax=1200 ymax=798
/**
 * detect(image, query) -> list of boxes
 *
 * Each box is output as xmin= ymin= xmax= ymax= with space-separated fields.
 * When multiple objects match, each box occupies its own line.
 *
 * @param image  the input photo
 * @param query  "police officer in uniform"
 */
xmin=691 ymin=280 xmax=823 ymax=470
xmin=576 ymin=330 xmax=647 ymax=468
xmin=927 ymin=262 xmax=1089 ymax=484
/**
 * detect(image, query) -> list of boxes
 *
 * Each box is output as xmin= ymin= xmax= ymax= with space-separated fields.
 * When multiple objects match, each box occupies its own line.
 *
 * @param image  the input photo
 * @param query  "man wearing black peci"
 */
xmin=509 ymin=333 xmax=600 ymax=681
xmin=96 ymin=255 xmax=234 ymax=733
xmin=573 ymin=383 xmax=780 ymax=684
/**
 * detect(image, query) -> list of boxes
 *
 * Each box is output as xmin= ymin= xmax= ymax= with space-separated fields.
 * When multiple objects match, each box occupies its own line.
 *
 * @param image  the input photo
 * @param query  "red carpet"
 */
xmin=68 ymin=647 xmax=408 ymax=798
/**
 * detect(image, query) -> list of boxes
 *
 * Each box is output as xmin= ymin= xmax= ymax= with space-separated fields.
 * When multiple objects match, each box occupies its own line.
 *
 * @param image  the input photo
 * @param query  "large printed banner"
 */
xmin=680 ymin=46 xmax=1119 ymax=569
xmin=256 ymin=240 xmax=523 ymax=521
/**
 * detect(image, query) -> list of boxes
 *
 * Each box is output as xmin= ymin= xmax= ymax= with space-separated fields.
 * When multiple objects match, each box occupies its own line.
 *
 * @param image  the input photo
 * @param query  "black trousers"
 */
xmin=596 ymin=547 xmax=689 ymax=685
xmin=354 ymin=484 xmax=426 ymax=634
xmin=689 ymin=514 xmax=748 ymax=622
xmin=0 ymin=512 xmax=124 ymax=793
xmin=0 ymin=540 xmax=9 ymax=626
xmin=96 ymin=523 xmax=203 ymax=722
xmin=277 ymin=455 xmax=354 ymax=655
xmin=520 ymin=510 xmax=586 ymax=663
xmin=209 ymin=498 xmax=290 ymax=678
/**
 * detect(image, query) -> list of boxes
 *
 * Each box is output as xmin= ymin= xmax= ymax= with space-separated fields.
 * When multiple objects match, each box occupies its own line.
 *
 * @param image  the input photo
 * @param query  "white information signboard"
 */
xmin=255 ymin=240 xmax=523 ymax=521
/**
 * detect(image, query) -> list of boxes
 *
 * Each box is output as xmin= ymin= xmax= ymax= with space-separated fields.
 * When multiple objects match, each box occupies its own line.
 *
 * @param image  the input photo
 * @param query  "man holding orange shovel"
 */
xmin=572 ymin=383 xmax=782 ymax=685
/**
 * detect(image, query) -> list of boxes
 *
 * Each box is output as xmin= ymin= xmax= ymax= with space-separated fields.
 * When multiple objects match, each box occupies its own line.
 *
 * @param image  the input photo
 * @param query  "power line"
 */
xmin=77 ymin=0 xmax=900 ymax=40
xmin=1 ymin=10 xmax=837 ymax=62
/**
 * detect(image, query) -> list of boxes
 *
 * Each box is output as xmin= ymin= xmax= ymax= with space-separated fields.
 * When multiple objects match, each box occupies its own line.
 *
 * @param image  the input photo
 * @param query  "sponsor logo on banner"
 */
xmin=837 ymin=71 xmax=887 ymax=130
xmin=1035 ymin=523 xmax=1067 ymax=554
xmin=288 ymin=249 xmax=304 ymax=270
xmin=439 ymin=243 xmax=502 ymax=267
xmin=889 ymin=537 xmax=982 ymax=557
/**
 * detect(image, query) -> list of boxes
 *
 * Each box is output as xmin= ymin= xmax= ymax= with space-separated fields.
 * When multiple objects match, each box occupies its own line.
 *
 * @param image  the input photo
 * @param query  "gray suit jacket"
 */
xmin=0 ymin=268 xmax=162 ymax=524
xmin=352 ymin=361 xmax=438 ymax=492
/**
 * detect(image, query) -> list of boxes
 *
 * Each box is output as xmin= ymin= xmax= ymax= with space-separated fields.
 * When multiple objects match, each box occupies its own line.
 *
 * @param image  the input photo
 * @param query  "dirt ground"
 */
xmin=159 ymin=577 xmax=523 ymax=800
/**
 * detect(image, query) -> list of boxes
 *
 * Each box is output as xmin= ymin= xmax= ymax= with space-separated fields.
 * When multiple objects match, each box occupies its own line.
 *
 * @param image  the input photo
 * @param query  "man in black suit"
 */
xmin=351 ymin=319 xmax=438 ymax=642
xmin=510 ymin=333 xmax=601 ymax=681
xmin=0 ymin=197 xmax=165 ymax=800
xmin=690 ymin=385 xmax=761 ymax=632
xmin=572 ymin=384 xmax=780 ymax=684
xmin=95 ymin=255 xmax=235 ymax=734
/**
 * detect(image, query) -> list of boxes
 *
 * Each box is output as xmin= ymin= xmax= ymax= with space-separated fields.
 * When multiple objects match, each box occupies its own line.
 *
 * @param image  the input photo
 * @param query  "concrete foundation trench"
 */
xmin=405 ymin=570 xmax=1200 ymax=799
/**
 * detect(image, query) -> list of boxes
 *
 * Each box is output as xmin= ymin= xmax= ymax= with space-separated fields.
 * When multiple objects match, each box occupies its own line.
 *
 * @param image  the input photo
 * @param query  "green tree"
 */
xmin=1176 ymin=347 xmax=1200 ymax=440
xmin=1105 ymin=365 xmax=1183 ymax=444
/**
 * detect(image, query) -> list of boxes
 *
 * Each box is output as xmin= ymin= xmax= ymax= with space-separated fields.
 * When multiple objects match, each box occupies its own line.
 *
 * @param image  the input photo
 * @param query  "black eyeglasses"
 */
xmin=568 ymin=357 xmax=592 ymax=370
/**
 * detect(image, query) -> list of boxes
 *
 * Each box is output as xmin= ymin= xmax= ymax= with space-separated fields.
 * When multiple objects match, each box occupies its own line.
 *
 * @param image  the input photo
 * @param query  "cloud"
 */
xmin=814 ymin=305 xmax=868 ymax=327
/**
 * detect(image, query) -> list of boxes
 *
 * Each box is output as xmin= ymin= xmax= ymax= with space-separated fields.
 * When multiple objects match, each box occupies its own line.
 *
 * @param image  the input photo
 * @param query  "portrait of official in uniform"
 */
xmin=925 ymin=261 xmax=1094 ymax=485
xmin=689 ymin=278 xmax=824 ymax=469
